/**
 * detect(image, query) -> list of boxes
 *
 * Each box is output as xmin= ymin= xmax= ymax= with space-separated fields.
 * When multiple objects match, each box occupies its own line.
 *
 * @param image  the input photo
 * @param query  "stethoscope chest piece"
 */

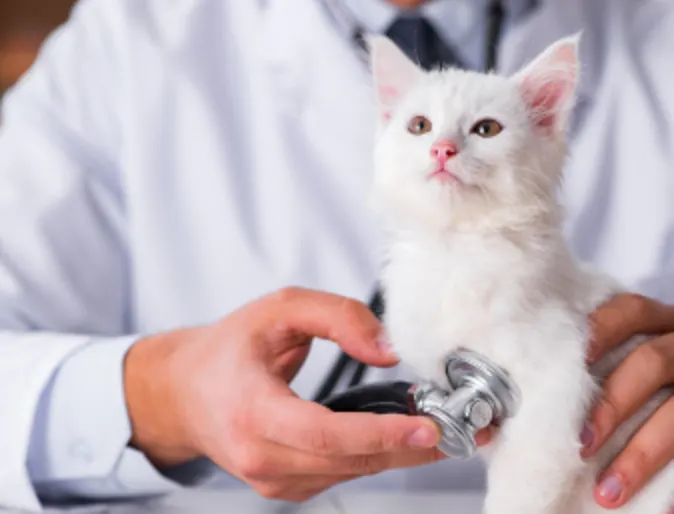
xmin=410 ymin=349 xmax=521 ymax=459
xmin=320 ymin=348 xmax=521 ymax=461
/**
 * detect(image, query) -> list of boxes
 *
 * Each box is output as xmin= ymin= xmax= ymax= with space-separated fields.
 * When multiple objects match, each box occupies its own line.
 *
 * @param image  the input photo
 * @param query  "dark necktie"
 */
xmin=385 ymin=16 xmax=463 ymax=70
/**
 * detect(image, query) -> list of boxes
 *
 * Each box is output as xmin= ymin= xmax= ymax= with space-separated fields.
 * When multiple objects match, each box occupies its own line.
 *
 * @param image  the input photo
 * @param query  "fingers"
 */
xmin=262 ymin=396 xmax=441 ymax=457
xmin=593 ymin=396 xmax=674 ymax=509
xmin=227 ymin=396 xmax=443 ymax=503
xmin=252 ymin=440 xmax=444 ymax=477
xmin=377 ymin=447 xmax=446 ymax=470
xmin=229 ymin=436 xmax=442 ymax=483
xmin=588 ymin=294 xmax=674 ymax=363
xmin=232 ymin=439 xmax=443 ymax=502
xmin=324 ymin=446 xmax=444 ymax=475
xmin=268 ymin=287 xmax=398 ymax=367
xmin=582 ymin=335 xmax=674 ymax=457
xmin=475 ymin=427 xmax=493 ymax=447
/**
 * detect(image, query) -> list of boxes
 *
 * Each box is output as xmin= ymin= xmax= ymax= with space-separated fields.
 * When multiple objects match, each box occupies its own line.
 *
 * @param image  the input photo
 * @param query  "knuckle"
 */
xmin=623 ymin=445 xmax=653 ymax=479
xmin=634 ymin=343 xmax=669 ymax=378
xmin=338 ymin=298 xmax=367 ymax=324
xmin=598 ymin=393 xmax=620 ymax=428
xmin=377 ymin=424 xmax=407 ymax=452
xmin=272 ymin=286 xmax=305 ymax=305
xmin=254 ymin=482 xmax=289 ymax=500
xmin=229 ymin=406 xmax=258 ymax=441
xmin=622 ymin=293 xmax=650 ymax=321
xmin=235 ymin=448 xmax=273 ymax=481
xmin=348 ymin=454 xmax=385 ymax=475
xmin=309 ymin=427 xmax=339 ymax=456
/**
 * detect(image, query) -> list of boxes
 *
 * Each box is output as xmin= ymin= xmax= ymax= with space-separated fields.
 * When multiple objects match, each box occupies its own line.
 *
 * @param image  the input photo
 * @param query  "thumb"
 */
xmin=273 ymin=287 xmax=399 ymax=367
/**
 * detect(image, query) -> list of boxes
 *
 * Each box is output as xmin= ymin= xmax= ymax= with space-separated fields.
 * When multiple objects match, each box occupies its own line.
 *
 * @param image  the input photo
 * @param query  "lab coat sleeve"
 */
xmin=26 ymin=336 xmax=216 ymax=504
xmin=0 ymin=0 xmax=212 ymax=510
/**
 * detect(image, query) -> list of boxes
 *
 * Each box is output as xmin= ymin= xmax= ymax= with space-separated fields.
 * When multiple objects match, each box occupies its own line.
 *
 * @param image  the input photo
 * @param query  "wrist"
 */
xmin=123 ymin=329 xmax=202 ymax=468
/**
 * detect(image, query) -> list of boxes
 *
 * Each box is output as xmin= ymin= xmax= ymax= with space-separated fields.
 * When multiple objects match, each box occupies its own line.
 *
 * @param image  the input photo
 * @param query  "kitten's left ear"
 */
xmin=512 ymin=33 xmax=581 ymax=134
xmin=367 ymin=35 xmax=425 ymax=124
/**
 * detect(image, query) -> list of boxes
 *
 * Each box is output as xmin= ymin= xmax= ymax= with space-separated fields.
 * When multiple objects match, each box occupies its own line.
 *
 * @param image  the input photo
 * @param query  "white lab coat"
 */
xmin=1 ymin=0 xmax=673 ymax=511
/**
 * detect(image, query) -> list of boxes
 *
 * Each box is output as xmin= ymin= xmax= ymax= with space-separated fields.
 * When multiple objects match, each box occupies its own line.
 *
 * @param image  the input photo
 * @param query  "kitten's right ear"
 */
xmin=367 ymin=35 xmax=424 ymax=124
xmin=511 ymin=33 xmax=581 ymax=135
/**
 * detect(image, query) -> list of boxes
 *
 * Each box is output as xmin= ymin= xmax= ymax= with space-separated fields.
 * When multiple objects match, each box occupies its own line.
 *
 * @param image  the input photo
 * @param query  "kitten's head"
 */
xmin=369 ymin=35 xmax=580 ymax=233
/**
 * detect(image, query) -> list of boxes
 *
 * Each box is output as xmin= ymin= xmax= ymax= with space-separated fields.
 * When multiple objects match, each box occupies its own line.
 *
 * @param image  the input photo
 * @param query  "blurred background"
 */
xmin=0 ymin=0 xmax=75 ymax=98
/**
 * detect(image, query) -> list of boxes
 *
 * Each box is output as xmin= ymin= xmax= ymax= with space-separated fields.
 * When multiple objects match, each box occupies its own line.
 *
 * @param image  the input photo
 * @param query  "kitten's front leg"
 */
xmin=483 ymin=376 xmax=593 ymax=514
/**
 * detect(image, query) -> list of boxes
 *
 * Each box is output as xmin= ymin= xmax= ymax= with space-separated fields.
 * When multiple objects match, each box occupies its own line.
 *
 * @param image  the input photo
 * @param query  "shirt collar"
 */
xmin=340 ymin=0 xmax=540 ymax=36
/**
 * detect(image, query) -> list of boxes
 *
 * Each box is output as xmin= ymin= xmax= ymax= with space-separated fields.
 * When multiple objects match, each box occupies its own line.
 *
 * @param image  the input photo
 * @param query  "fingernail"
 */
xmin=377 ymin=335 xmax=398 ymax=359
xmin=597 ymin=474 xmax=624 ymax=503
xmin=407 ymin=422 xmax=440 ymax=448
xmin=580 ymin=423 xmax=594 ymax=451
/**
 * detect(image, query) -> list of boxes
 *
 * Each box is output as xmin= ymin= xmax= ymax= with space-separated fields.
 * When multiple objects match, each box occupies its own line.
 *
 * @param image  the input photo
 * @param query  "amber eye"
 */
xmin=470 ymin=119 xmax=504 ymax=138
xmin=407 ymin=116 xmax=433 ymax=135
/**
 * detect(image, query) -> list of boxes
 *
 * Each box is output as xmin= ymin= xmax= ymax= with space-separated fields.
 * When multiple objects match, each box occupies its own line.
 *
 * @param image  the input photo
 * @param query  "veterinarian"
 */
xmin=0 ymin=0 xmax=672 ymax=512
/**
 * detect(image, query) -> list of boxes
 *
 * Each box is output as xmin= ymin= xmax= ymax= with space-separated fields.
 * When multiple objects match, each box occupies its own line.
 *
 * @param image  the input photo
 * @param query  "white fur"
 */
xmin=368 ymin=34 xmax=674 ymax=514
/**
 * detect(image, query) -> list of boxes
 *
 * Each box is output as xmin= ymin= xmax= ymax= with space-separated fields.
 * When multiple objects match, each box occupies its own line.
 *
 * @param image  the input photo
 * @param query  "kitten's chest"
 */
xmin=382 ymin=243 xmax=532 ymax=381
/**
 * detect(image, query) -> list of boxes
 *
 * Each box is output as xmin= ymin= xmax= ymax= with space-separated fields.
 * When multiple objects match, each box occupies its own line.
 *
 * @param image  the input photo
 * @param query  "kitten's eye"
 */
xmin=407 ymin=116 xmax=433 ymax=135
xmin=470 ymin=119 xmax=503 ymax=138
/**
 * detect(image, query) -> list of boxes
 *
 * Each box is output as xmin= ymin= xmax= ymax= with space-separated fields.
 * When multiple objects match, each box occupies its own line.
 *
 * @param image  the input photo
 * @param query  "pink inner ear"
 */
xmin=370 ymin=36 xmax=425 ymax=124
xmin=379 ymin=85 xmax=399 ymax=104
xmin=518 ymin=40 xmax=578 ymax=132
xmin=523 ymin=77 xmax=565 ymax=128
xmin=377 ymin=82 xmax=401 ymax=123
xmin=521 ymin=72 xmax=575 ymax=131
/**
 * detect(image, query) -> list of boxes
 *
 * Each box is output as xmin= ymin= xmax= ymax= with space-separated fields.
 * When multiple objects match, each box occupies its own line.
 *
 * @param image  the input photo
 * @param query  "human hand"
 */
xmin=124 ymin=287 xmax=445 ymax=501
xmin=581 ymin=293 xmax=674 ymax=510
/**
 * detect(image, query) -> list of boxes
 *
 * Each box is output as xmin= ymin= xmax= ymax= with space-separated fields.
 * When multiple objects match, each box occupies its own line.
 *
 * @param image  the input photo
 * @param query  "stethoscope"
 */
xmin=312 ymin=1 xmax=521 ymax=460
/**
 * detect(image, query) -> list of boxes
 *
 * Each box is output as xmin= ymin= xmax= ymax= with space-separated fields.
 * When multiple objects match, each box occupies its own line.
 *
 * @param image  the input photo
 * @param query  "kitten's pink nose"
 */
xmin=430 ymin=140 xmax=458 ymax=164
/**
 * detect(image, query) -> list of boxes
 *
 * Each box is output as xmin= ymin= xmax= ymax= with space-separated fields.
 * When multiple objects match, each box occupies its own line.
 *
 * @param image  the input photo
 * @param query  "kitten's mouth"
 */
xmin=428 ymin=167 xmax=462 ymax=184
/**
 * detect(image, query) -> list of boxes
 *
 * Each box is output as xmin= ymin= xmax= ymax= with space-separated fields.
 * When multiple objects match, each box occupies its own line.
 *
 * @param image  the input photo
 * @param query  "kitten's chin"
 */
xmin=377 ymin=186 xmax=535 ymax=235
xmin=374 ymin=188 xmax=464 ymax=233
xmin=373 ymin=174 xmax=530 ymax=234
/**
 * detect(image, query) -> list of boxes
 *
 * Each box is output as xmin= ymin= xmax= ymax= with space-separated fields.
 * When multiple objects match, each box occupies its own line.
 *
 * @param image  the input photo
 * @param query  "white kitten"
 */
xmin=368 ymin=34 xmax=673 ymax=514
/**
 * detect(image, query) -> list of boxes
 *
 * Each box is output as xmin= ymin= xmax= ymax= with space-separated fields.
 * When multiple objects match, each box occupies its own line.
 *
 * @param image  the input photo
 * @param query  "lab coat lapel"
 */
xmin=260 ymin=0 xmax=382 ymax=292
